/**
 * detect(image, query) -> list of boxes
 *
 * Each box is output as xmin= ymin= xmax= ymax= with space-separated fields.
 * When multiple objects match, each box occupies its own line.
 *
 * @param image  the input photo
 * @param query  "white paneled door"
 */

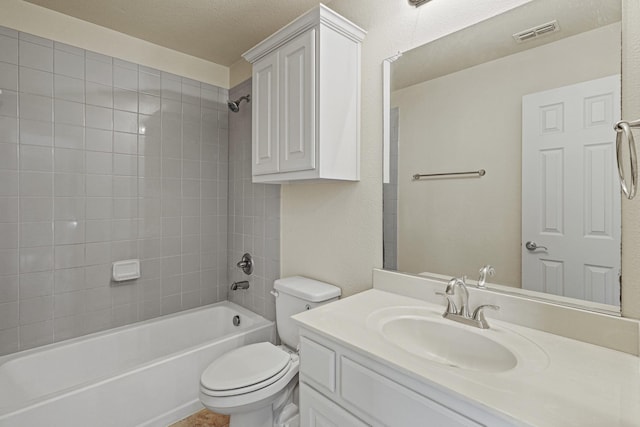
xmin=522 ymin=75 xmax=621 ymax=305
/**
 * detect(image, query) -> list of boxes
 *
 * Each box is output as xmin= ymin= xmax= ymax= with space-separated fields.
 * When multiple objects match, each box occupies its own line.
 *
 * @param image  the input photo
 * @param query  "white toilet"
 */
xmin=199 ymin=276 xmax=341 ymax=427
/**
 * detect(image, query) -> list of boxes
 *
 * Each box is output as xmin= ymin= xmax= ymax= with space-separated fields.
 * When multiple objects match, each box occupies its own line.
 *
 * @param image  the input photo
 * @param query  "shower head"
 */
xmin=227 ymin=94 xmax=251 ymax=113
xmin=227 ymin=100 xmax=240 ymax=113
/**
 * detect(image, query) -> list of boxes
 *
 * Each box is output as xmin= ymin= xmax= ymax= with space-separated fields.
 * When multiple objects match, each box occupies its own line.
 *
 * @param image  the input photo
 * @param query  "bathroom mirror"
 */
xmin=383 ymin=0 xmax=622 ymax=313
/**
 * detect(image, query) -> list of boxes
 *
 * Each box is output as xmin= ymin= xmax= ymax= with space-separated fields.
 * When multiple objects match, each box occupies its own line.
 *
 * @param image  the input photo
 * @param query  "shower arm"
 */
xmin=227 ymin=94 xmax=251 ymax=112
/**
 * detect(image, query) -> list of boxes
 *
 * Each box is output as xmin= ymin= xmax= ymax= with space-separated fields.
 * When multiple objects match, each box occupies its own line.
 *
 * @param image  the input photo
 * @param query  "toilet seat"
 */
xmin=200 ymin=342 xmax=293 ymax=397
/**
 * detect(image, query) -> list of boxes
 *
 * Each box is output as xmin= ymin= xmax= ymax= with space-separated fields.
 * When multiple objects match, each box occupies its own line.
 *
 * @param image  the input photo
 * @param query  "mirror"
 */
xmin=383 ymin=0 xmax=622 ymax=312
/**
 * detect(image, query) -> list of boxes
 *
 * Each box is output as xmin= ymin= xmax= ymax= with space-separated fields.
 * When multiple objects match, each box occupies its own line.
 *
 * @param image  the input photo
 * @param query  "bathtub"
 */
xmin=0 ymin=301 xmax=274 ymax=427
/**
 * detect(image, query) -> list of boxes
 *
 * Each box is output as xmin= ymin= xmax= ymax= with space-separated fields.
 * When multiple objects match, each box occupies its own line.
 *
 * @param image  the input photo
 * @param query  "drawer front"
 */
xmin=300 ymin=337 xmax=336 ymax=392
xmin=341 ymin=357 xmax=482 ymax=427
xmin=300 ymin=383 xmax=369 ymax=427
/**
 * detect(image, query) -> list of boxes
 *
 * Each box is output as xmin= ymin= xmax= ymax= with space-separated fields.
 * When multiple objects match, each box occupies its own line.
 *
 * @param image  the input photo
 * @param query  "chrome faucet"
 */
xmin=477 ymin=265 xmax=495 ymax=289
xmin=446 ymin=276 xmax=470 ymax=317
xmin=437 ymin=276 xmax=499 ymax=329
xmin=230 ymin=280 xmax=250 ymax=290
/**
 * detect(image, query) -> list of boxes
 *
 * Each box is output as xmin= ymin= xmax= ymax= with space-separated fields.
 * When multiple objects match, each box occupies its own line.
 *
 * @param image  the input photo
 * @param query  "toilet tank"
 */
xmin=274 ymin=276 xmax=341 ymax=349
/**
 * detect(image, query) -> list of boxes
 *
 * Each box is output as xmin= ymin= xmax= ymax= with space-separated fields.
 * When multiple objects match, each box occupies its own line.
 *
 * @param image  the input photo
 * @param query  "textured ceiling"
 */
xmin=24 ymin=0 xmax=333 ymax=66
xmin=392 ymin=0 xmax=621 ymax=90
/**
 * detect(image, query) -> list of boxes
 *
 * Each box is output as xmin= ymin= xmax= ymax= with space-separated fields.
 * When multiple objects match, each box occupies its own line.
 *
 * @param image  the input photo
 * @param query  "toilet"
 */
xmin=199 ymin=276 xmax=341 ymax=427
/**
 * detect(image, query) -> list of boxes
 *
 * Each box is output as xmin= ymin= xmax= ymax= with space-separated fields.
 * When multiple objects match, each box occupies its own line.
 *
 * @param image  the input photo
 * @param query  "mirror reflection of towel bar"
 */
xmin=412 ymin=169 xmax=486 ymax=180
xmin=614 ymin=119 xmax=640 ymax=200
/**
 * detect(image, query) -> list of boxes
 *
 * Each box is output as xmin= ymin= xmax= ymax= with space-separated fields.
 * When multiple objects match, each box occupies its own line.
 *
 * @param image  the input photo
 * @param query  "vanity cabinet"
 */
xmin=300 ymin=384 xmax=368 ymax=427
xmin=298 ymin=331 xmax=513 ymax=427
xmin=242 ymin=5 xmax=366 ymax=184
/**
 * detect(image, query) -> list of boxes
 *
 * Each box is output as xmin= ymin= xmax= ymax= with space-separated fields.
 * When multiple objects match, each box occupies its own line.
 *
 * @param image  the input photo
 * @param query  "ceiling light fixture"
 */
xmin=408 ymin=0 xmax=433 ymax=7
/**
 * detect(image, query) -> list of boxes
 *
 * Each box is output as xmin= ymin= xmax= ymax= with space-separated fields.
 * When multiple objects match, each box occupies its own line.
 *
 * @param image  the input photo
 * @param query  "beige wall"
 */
xmin=0 ymin=0 xmax=229 ymax=88
xmin=271 ymin=0 xmax=532 ymax=297
xmin=253 ymin=0 xmax=640 ymax=318
xmin=621 ymin=0 xmax=640 ymax=319
xmin=229 ymin=59 xmax=252 ymax=88
xmin=391 ymin=24 xmax=620 ymax=287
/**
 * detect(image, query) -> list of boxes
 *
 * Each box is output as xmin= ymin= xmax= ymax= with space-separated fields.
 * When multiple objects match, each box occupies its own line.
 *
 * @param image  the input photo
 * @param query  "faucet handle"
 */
xmin=236 ymin=253 xmax=254 ymax=275
xmin=446 ymin=275 xmax=466 ymax=292
xmin=471 ymin=304 xmax=500 ymax=329
xmin=435 ymin=291 xmax=458 ymax=315
xmin=477 ymin=265 xmax=495 ymax=288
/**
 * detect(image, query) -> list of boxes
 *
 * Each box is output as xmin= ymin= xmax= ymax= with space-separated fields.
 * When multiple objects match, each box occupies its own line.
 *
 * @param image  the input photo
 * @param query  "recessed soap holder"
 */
xmin=112 ymin=259 xmax=141 ymax=283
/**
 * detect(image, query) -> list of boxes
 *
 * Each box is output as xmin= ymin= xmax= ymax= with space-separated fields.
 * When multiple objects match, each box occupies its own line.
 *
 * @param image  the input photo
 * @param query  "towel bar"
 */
xmin=412 ymin=169 xmax=486 ymax=180
xmin=614 ymin=119 xmax=640 ymax=199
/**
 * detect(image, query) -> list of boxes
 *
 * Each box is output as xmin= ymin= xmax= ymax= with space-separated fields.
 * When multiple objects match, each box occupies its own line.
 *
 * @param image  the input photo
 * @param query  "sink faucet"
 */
xmin=446 ymin=276 xmax=470 ymax=317
xmin=437 ymin=276 xmax=499 ymax=329
xmin=477 ymin=265 xmax=495 ymax=289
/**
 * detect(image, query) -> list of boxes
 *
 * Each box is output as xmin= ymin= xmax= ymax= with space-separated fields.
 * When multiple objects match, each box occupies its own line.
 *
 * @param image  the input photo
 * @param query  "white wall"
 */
xmin=0 ymin=0 xmax=229 ymax=88
xmin=391 ymin=24 xmax=620 ymax=287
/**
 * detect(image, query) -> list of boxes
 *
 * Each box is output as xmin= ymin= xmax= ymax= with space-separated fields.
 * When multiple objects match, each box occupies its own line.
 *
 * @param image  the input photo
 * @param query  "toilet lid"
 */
xmin=201 ymin=342 xmax=291 ymax=393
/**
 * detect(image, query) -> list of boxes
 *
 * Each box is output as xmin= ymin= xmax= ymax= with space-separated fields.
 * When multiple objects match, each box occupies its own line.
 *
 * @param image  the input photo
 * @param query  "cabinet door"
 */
xmin=300 ymin=383 xmax=368 ymax=427
xmin=341 ymin=357 xmax=481 ymax=427
xmin=278 ymin=28 xmax=316 ymax=173
xmin=252 ymin=51 xmax=279 ymax=175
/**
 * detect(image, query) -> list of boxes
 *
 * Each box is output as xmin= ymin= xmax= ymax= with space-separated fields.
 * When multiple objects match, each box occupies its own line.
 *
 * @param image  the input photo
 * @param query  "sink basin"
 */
xmin=380 ymin=316 xmax=517 ymax=373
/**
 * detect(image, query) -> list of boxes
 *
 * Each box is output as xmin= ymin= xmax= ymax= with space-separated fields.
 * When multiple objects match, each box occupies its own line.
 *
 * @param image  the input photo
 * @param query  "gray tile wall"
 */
xmin=227 ymin=79 xmax=280 ymax=321
xmin=383 ymin=107 xmax=399 ymax=270
xmin=0 ymin=27 xmax=229 ymax=355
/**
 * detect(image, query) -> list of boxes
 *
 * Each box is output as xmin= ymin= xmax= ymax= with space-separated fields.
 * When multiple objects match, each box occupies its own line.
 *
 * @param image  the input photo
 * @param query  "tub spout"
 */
xmin=230 ymin=281 xmax=250 ymax=291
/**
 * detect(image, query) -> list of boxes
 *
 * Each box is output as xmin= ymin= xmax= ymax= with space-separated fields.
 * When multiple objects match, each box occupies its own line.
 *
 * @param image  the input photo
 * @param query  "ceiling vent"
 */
xmin=513 ymin=20 xmax=560 ymax=43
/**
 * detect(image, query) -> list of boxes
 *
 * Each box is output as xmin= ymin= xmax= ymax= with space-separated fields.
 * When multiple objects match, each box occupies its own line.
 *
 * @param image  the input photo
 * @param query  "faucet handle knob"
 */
xmin=477 ymin=265 xmax=495 ymax=288
xmin=236 ymin=253 xmax=254 ymax=275
xmin=471 ymin=304 xmax=500 ymax=329
xmin=435 ymin=291 xmax=458 ymax=315
xmin=472 ymin=304 xmax=499 ymax=318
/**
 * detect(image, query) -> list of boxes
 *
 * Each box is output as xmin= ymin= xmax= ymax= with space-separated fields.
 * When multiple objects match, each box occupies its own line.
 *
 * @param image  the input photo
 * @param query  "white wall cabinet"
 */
xmin=298 ymin=330 xmax=519 ymax=427
xmin=252 ymin=52 xmax=279 ymax=176
xmin=243 ymin=5 xmax=366 ymax=184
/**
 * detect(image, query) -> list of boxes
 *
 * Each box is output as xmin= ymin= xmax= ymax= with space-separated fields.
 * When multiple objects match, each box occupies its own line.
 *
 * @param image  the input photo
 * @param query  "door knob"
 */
xmin=525 ymin=241 xmax=548 ymax=251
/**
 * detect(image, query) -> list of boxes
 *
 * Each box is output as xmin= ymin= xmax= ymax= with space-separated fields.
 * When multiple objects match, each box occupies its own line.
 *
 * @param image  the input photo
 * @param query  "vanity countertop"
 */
xmin=292 ymin=289 xmax=640 ymax=427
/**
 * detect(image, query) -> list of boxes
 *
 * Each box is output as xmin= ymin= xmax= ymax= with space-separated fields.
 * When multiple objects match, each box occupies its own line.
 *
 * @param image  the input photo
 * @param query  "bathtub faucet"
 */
xmin=230 ymin=281 xmax=250 ymax=291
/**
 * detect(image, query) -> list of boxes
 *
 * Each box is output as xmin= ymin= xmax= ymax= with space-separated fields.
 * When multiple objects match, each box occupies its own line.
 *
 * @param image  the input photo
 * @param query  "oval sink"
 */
xmin=381 ymin=316 xmax=517 ymax=373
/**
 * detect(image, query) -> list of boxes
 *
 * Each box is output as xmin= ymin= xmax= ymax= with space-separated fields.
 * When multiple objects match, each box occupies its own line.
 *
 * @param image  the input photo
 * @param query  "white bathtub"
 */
xmin=0 ymin=301 xmax=274 ymax=427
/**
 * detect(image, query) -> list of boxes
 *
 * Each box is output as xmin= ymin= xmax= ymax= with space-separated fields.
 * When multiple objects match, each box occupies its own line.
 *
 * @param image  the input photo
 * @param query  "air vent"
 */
xmin=513 ymin=20 xmax=560 ymax=43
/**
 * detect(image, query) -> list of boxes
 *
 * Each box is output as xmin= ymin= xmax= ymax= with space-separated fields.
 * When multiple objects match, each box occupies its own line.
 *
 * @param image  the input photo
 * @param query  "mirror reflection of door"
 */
xmin=521 ymin=76 xmax=621 ymax=304
xmin=384 ymin=0 xmax=622 ymax=310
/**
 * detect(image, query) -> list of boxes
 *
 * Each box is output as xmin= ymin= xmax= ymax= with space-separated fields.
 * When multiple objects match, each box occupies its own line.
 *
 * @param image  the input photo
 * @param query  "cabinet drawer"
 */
xmin=300 ymin=383 xmax=368 ymax=427
xmin=300 ymin=337 xmax=336 ymax=393
xmin=341 ymin=357 xmax=481 ymax=427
